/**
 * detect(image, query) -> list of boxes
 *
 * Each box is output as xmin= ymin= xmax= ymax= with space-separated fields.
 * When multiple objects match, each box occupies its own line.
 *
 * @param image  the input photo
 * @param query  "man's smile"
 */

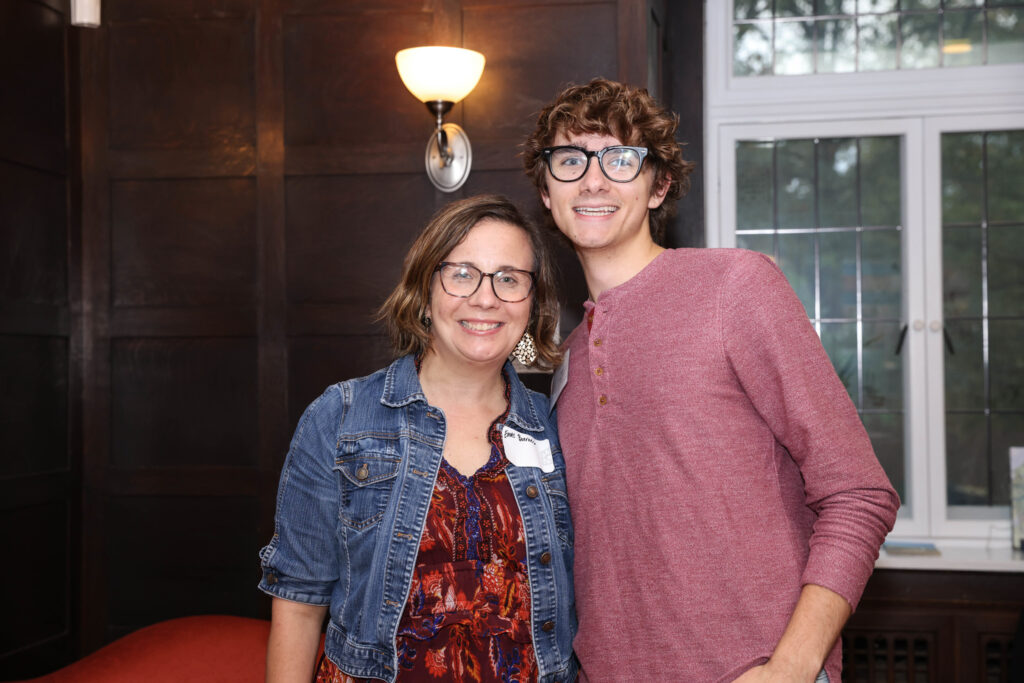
xmin=574 ymin=206 xmax=618 ymax=216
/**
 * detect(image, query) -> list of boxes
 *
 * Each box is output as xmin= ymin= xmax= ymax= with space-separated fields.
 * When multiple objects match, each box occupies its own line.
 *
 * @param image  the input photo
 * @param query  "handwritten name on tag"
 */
xmin=501 ymin=425 xmax=554 ymax=473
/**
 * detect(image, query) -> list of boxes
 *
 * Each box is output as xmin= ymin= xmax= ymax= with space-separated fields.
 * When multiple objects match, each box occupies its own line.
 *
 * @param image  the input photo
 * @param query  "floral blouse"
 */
xmin=316 ymin=382 xmax=536 ymax=682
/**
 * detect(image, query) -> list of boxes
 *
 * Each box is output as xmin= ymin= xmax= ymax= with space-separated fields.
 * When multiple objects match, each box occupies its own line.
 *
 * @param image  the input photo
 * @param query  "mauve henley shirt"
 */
xmin=556 ymin=248 xmax=899 ymax=682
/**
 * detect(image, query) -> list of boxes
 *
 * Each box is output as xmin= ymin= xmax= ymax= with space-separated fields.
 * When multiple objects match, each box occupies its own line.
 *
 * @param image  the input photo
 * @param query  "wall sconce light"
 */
xmin=71 ymin=0 xmax=101 ymax=27
xmin=396 ymin=46 xmax=485 ymax=192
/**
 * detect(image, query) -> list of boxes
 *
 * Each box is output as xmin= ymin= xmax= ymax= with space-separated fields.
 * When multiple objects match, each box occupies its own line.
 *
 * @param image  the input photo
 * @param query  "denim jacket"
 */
xmin=259 ymin=354 xmax=578 ymax=682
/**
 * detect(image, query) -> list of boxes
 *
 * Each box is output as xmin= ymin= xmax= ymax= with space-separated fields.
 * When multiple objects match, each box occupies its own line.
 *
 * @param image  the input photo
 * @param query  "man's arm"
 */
xmin=733 ymin=584 xmax=851 ymax=683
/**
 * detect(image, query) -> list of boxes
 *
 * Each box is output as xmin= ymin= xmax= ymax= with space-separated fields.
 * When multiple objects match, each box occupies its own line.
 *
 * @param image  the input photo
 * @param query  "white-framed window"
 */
xmin=705 ymin=1 xmax=1024 ymax=546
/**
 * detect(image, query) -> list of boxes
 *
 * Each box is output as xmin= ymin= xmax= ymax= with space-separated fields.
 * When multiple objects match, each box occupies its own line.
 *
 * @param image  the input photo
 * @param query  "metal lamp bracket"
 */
xmin=424 ymin=100 xmax=471 ymax=192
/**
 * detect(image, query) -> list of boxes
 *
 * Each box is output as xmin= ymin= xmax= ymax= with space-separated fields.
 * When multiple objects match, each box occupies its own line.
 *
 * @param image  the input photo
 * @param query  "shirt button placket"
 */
xmin=591 ymin=310 xmax=607 ymax=408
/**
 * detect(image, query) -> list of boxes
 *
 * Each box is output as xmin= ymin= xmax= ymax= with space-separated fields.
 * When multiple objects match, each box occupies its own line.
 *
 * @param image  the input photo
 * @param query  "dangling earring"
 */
xmin=511 ymin=332 xmax=537 ymax=366
xmin=422 ymin=315 xmax=431 ymax=329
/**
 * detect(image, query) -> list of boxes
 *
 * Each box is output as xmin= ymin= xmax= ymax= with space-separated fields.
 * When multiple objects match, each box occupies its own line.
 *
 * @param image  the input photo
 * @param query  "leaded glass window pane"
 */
xmin=777 ymin=139 xmax=816 ymax=228
xmin=988 ymin=226 xmax=1024 ymax=316
xmin=777 ymin=233 xmax=817 ymax=315
xmin=943 ymin=9 xmax=985 ymax=66
xmin=820 ymin=231 xmax=858 ymax=318
xmin=861 ymin=229 xmax=901 ymax=318
xmin=941 ymin=133 xmax=984 ymax=223
xmin=860 ymin=137 xmax=902 ymax=226
xmin=737 ymin=141 xmax=775 ymax=229
xmin=989 ymin=8 xmax=1024 ymax=64
xmin=776 ymin=20 xmax=817 ymax=74
xmin=816 ymin=18 xmax=858 ymax=72
xmin=987 ymin=130 xmax=1024 ymax=223
xmin=818 ymin=138 xmax=859 ymax=227
xmin=901 ymin=13 xmax=942 ymax=68
xmin=942 ymin=226 xmax=984 ymax=317
xmin=734 ymin=21 xmax=774 ymax=75
xmin=859 ymin=13 xmax=900 ymax=70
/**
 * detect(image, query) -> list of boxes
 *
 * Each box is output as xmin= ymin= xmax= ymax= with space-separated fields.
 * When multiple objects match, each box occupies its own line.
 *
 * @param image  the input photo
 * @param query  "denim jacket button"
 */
xmin=539 ymin=551 xmax=552 ymax=565
xmin=541 ymin=620 xmax=555 ymax=632
xmin=355 ymin=464 xmax=369 ymax=481
xmin=266 ymin=573 xmax=277 ymax=585
xmin=526 ymin=485 xmax=539 ymax=498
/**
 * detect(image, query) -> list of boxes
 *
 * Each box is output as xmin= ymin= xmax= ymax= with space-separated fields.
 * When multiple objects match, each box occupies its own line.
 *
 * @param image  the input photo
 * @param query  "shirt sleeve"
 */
xmin=720 ymin=250 xmax=900 ymax=611
xmin=257 ymin=383 xmax=346 ymax=606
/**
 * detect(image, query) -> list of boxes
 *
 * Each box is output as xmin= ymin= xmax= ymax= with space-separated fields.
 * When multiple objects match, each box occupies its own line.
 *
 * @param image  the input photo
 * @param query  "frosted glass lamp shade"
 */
xmin=395 ymin=47 xmax=485 ymax=103
xmin=71 ymin=0 xmax=101 ymax=26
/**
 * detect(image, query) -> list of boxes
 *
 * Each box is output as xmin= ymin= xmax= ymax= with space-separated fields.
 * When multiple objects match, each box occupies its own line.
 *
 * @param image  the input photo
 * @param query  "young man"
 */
xmin=523 ymin=79 xmax=900 ymax=682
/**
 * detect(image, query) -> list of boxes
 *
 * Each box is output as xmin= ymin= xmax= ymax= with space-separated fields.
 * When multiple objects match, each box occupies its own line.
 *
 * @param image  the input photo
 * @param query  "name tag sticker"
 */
xmin=501 ymin=425 xmax=554 ymax=473
xmin=549 ymin=348 xmax=570 ymax=412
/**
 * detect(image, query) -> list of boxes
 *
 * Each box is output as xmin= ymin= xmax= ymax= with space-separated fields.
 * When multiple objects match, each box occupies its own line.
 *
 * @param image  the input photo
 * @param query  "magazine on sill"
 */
xmin=1012 ymin=447 xmax=1024 ymax=552
xmin=882 ymin=541 xmax=940 ymax=556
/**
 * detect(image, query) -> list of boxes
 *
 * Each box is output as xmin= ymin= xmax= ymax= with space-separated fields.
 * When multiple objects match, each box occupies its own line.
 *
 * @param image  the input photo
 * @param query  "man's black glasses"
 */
xmin=542 ymin=145 xmax=650 ymax=183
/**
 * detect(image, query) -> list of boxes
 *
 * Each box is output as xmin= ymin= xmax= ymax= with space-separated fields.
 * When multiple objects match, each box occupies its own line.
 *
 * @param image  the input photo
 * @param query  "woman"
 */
xmin=259 ymin=195 xmax=577 ymax=683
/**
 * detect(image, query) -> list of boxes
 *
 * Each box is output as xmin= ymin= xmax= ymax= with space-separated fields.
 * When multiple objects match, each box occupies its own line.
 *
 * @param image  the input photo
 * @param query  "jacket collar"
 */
xmin=381 ymin=354 xmax=544 ymax=433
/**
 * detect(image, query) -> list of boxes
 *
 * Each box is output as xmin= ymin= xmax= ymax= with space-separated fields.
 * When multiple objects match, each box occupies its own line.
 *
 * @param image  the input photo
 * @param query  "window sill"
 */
xmin=876 ymin=542 xmax=1024 ymax=573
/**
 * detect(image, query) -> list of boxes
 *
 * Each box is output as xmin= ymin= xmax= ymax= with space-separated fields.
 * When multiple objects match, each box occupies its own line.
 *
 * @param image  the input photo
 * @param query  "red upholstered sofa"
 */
xmin=18 ymin=615 xmax=274 ymax=682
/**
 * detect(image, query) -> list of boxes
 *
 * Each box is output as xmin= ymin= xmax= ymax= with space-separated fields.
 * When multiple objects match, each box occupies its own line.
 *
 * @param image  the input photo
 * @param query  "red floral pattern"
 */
xmin=317 ymin=379 xmax=536 ymax=682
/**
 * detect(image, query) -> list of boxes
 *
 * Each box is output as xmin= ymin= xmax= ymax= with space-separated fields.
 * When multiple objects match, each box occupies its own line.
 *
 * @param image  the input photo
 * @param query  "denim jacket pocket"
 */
xmin=541 ymin=471 xmax=574 ymax=548
xmin=334 ymin=452 xmax=400 ymax=530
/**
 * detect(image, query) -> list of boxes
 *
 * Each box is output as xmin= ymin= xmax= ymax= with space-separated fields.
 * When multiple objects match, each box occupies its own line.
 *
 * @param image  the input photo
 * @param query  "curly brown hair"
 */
xmin=522 ymin=78 xmax=695 ymax=245
xmin=377 ymin=194 xmax=562 ymax=369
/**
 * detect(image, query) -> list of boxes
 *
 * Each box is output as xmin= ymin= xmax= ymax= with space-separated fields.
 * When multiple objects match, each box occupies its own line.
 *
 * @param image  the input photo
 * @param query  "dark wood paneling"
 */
xmin=0 ymin=1 xmax=66 ymax=174
xmin=664 ymin=0 xmax=704 ymax=248
xmin=0 ymin=502 xmax=69 ymax=657
xmin=287 ymin=335 xmax=394 ymax=427
xmin=0 ymin=335 xmax=69 ymax=477
xmin=99 ymin=466 xmax=260 ymax=496
xmin=0 ymin=1 xmax=74 ymax=677
xmin=0 ymin=161 xmax=69 ymax=306
xmin=255 ymin=0 xmax=289 ymax=580
xmin=104 ymin=495 xmax=262 ymax=640
xmin=463 ymin=3 xmax=618 ymax=142
xmin=283 ymin=11 xmax=431 ymax=147
xmin=285 ymin=141 xmax=421 ymax=176
xmin=287 ymin=0 xmax=437 ymax=12
xmin=285 ymin=174 xmax=436 ymax=305
xmin=110 ymin=307 xmax=257 ymax=337
xmin=111 ymin=337 xmax=259 ymax=468
xmin=107 ymin=17 xmax=256 ymax=151
xmin=460 ymin=168 xmax=536 ymax=210
xmin=110 ymin=178 xmax=258 ymax=307
xmin=77 ymin=0 xmax=116 ymax=657
xmin=107 ymin=148 xmax=257 ymax=179
xmin=104 ymin=0 xmax=253 ymax=22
